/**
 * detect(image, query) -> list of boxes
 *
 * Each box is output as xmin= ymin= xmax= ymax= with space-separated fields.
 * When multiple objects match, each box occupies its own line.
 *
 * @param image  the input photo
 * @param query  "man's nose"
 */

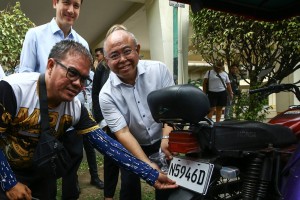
xmin=119 ymin=53 xmax=127 ymax=62
xmin=72 ymin=78 xmax=83 ymax=88
xmin=67 ymin=5 xmax=74 ymax=14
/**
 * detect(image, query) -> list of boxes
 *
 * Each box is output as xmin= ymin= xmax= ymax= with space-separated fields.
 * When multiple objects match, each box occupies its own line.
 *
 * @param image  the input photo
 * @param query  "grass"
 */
xmin=56 ymin=154 xmax=155 ymax=199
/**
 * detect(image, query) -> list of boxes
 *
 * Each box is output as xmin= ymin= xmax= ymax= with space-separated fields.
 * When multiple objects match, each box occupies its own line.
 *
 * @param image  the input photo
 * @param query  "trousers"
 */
xmin=119 ymin=140 xmax=172 ymax=200
xmin=83 ymin=134 xmax=100 ymax=179
xmin=104 ymin=128 xmax=120 ymax=198
xmin=60 ymin=129 xmax=83 ymax=200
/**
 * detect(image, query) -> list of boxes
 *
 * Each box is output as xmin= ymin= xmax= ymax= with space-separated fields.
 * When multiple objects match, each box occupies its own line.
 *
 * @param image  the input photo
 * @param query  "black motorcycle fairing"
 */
xmin=147 ymin=84 xmax=210 ymax=124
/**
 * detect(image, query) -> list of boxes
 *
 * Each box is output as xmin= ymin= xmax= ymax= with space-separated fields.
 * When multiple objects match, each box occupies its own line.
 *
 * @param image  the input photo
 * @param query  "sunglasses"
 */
xmin=54 ymin=59 xmax=92 ymax=87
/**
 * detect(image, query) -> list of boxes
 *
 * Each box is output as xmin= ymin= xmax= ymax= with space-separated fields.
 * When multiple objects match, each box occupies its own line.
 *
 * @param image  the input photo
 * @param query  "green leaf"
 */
xmin=190 ymin=9 xmax=300 ymax=120
xmin=0 ymin=1 xmax=35 ymax=74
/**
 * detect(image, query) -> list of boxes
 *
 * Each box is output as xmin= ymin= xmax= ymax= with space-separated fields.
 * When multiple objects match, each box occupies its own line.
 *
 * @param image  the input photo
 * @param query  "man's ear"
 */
xmin=136 ymin=44 xmax=141 ymax=54
xmin=53 ymin=0 xmax=58 ymax=9
xmin=47 ymin=59 xmax=55 ymax=75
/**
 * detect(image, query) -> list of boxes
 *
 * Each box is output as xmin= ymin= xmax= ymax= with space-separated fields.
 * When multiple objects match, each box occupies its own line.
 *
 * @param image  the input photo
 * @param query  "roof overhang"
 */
xmin=170 ymin=0 xmax=300 ymax=21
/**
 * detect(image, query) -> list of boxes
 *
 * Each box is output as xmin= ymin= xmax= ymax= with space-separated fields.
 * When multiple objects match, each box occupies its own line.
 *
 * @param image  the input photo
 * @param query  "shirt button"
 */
xmin=143 ymin=115 xmax=145 ymax=117
xmin=147 ymin=128 xmax=150 ymax=130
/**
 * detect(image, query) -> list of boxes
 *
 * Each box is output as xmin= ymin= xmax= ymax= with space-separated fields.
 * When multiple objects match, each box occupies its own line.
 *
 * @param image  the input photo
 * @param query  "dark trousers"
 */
xmin=0 ymin=168 xmax=57 ymax=200
xmin=83 ymin=135 xmax=99 ymax=180
xmin=60 ymin=129 xmax=83 ymax=200
xmin=104 ymin=129 xmax=120 ymax=198
xmin=119 ymin=140 xmax=172 ymax=200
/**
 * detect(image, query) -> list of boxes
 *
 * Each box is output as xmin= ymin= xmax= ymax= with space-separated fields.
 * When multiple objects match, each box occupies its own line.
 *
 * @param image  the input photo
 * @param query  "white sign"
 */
xmin=168 ymin=157 xmax=214 ymax=195
xmin=169 ymin=1 xmax=186 ymax=8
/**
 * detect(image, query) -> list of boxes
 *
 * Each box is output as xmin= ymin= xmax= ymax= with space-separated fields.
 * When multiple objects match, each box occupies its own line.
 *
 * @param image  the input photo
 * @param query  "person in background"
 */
xmin=0 ymin=40 xmax=177 ymax=200
xmin=93 ymin=48 xmax=104 ymax=71
xmin=224 ymin=64 xmax=241 ymax=120
xmin=99 ymin=26 xmax=175 ymax=200
xmin=202 ymin=60 xmax=234 ymax=122
xmin=77 ymin=69 xmax=105 ymax=190
xmin=92 ymin=24 xmax=127 ymax=200
xmin=18 ymin=0 xmax=90 ymax=198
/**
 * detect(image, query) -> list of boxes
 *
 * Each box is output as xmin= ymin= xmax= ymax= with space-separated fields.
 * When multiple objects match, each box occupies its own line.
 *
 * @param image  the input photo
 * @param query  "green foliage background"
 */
xmin=0 ymin=2 xmax=35 ymax=74
xmin=191 ymin=9 xmax=300 ymax=120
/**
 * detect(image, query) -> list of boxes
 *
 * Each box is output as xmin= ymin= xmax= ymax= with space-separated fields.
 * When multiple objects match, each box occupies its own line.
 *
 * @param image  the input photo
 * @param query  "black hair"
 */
xmin=95 ymin=48 xmax=104 ymax=54
xmin=57 ymin=0 xmax=83 ymax=4
xmin=48 ymin=40 xmax=93 ymax=65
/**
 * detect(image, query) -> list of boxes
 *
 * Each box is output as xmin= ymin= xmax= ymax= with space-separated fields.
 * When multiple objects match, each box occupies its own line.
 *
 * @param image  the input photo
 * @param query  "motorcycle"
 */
xmin=147 ymin=83 xmax=300 ymax=199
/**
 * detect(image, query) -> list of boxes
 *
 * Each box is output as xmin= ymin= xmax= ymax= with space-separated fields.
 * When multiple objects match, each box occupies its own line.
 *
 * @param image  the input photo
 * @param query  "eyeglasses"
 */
xmin=95 ymin=53 xmax=103 ymax=57
xmin=54 ymin=59 xmax=92 ymax=87
xmin=106 ymin=48 xmax=136 ymax=61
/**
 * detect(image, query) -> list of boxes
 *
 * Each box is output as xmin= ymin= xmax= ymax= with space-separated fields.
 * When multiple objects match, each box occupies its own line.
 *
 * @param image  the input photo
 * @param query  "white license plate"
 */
xmin=168 ymin=157 xmax=214 ymax=195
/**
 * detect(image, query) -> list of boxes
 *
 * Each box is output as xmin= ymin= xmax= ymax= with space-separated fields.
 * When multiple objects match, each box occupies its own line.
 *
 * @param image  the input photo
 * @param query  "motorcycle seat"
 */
xmin=199 ymin=120 xmax=298 ymax=151
xmin=147 ymin=84 xmax=210 ymax=124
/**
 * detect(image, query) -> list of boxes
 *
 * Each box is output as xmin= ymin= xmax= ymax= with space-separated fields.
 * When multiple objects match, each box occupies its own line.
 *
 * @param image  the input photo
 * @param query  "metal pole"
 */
xmin=170 ymin=1 xmax=185 ymax=85
xmin=173 ymin=6 xmax=178 ymax=84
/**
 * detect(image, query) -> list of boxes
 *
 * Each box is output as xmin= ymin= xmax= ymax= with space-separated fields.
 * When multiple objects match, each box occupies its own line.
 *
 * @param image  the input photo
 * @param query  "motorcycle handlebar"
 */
xmin=249 ymin=84 xmax=287 ymax=94
xmin=249 ymin=87 xmax=272 ymax=94
xmin=249 ymin=84 xmax=300 ymax=101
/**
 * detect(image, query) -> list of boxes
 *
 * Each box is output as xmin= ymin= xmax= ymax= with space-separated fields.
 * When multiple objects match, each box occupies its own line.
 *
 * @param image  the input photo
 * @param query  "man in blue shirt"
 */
xmin=20 ymin=0 xmax=88 ymax=73
xmin=19 ymin=0 xmax=103 ymax=198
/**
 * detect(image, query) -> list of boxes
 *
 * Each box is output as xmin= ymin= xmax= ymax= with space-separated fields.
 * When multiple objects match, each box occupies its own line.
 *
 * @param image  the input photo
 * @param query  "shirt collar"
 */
xmin=50 ymin=18 xmax=75 ymax=39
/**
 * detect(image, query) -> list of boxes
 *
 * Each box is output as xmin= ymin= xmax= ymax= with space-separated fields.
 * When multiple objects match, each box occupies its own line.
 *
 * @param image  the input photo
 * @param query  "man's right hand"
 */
xmin=6 ymin=182 xmax=32 ymax=200
xmin=154 ymin=172 xmax=178 ymax=190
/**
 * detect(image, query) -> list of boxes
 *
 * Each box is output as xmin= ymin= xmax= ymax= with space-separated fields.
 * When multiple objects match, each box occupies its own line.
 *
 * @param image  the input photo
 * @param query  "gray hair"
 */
xmin=48 ymin=40 xmax=93 ymax=66
xmin=103 ymin=28 xmax=138 ymax=56
xmin=105 ymin=24 xmax=127 ymax=38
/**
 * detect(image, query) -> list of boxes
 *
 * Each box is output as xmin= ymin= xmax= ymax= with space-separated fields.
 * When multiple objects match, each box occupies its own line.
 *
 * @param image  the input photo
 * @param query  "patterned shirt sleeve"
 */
xmin=0 ymin=81 xmax=18 ymax=191
xmin=85 ymin=128 xmax=159 ymax=185
xmin=0 ymin=150 xmax=17 ymax=191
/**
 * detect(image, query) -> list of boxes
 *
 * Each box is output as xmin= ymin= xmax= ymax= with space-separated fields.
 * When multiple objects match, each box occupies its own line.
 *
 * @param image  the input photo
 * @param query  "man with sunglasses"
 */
xmin=99 ymin=27 xmax=175 ymax=200
xmin=18 ymin=0 xmax=100 ymax=199
xmin=0 ymin=40 xmax=177 ymax=200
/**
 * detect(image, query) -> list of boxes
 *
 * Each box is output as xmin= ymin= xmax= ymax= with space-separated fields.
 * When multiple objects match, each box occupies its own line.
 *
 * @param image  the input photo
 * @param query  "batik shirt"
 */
xmin=0 ymin=73 xmax=158 ymax=191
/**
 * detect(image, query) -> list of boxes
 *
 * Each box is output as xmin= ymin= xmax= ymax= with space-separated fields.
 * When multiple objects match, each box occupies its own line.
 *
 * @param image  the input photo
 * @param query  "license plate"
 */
xmin=168 ymin=157 xmax=214 ymax=195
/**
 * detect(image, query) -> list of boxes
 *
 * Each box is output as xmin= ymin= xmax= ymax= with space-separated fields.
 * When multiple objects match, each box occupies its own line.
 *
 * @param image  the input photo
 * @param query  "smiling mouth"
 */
xmin=120 ymin=64 xmax=131 ymax=71
xmin=67 ymin=88 xmax=79 ymax=96
xmin=64 ymin=14 xmax=74 ymax=21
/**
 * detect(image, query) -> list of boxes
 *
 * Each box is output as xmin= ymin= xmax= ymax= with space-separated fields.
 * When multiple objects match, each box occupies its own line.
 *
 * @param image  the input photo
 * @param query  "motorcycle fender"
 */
xmin=168 ymin=188 xmax=199 ymax=200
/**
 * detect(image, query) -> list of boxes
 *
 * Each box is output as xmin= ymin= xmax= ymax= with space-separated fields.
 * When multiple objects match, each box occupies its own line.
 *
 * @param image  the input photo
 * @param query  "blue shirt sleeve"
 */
xmin=85 ymin=128 xmax=159 ymax=185
xmin=19 ymin=28 xmax=38 ymax=72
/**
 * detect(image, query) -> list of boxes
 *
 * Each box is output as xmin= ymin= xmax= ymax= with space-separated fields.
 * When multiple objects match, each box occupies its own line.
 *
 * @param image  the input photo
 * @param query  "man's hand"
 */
xmin=161 ymin=137 xmax=178 ymax=160
xmin=153 ymin=172 xmax=178 ymax=190
xmin=5 ymin=182 xmax=31 ymax=200
xmin=160 ymin=138 xmax=172 ymax=159
xmin=161 ymin=125 xmax=177 ymax=160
